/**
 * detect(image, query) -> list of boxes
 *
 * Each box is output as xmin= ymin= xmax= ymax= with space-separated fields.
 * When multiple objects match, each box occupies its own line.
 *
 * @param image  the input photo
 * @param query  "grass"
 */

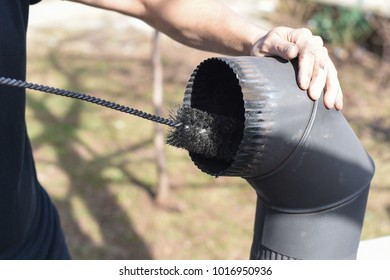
xmin=25 ymin=22 xmax=390 ymax=259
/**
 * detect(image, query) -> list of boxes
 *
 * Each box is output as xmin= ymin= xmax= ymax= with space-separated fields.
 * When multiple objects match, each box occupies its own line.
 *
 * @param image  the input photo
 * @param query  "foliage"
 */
xmin=309 ymin=5 xmax=373 ymax=48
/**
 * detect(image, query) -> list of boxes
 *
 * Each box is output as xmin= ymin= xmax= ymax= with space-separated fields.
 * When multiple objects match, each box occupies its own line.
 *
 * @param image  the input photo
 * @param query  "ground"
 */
xmin=24 ymin=1 xmax=390 ymax=259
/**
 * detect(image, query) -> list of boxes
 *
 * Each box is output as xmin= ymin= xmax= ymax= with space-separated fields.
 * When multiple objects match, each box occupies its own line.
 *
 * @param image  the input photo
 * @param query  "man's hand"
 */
xmin=251 ymin=27 xmax=343 ymax=110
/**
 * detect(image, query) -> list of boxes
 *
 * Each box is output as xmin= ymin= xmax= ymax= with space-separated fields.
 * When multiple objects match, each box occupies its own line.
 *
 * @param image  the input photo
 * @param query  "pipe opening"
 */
xmin=188 ymin=59 xmax=245 ymax=175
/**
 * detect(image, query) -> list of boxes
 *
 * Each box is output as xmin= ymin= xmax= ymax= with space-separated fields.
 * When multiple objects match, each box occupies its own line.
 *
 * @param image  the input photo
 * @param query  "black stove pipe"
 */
xmin=184 ymin=56 xmax=375 ymax=260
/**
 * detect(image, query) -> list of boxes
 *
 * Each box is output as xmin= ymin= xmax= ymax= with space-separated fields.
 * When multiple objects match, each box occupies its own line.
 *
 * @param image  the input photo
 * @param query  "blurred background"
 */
xmin=26 ymin=0 xmax=390 ymax=259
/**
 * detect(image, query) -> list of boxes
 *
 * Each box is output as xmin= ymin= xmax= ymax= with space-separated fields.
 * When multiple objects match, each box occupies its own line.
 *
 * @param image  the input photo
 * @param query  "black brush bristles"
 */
xmin=167 ymin=105 xmax=244 ymax=161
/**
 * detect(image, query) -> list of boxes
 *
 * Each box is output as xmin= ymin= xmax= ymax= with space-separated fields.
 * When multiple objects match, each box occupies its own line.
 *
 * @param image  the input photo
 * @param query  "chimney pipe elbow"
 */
xmin=185 ymin=56 xmax=375 ymax=259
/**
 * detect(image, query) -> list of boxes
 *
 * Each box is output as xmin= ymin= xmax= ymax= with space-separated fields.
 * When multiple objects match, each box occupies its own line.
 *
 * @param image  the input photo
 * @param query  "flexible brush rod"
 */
xmin=0 ymin=77 xmax=182 ymax=128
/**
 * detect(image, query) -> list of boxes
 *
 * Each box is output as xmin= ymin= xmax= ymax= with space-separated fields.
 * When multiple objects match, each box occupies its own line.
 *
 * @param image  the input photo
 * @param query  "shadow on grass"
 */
xmin=27 ymin=39 xmax=156 ymax=259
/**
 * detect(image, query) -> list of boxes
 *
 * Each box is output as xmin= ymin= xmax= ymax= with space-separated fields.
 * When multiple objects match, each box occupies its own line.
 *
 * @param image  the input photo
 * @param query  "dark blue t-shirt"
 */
xmin=0 ymin=0 xmax=70 ymax=259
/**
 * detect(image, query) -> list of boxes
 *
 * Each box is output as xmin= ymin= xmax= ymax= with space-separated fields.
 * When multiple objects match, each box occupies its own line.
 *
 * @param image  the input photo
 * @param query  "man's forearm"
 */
xmin=63 ymin=0 xmax=344 ymax=109
xmin=65 ymin=0 xmax=266 ymax=55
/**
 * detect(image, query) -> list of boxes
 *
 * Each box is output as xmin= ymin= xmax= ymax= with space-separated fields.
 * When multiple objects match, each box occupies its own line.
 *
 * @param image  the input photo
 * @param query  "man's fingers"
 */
xmin=324 ymin=54 xmax=343 ymax=110
xmin=306 ymin=47 xmax=328 ymax=101
xmin=307 ymin=62 xmax=327 ymax=101
xmin=295 ymin=32 xmax=324 ymax=92
xmin=297 ymin=49 xmax=315 ymax=91
xmin=335 ymin=89 xmax=344 ymax=110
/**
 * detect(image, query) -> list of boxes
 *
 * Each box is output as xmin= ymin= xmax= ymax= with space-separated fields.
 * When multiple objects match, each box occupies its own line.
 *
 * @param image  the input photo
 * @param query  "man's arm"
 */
xmin=65 ymin=0 xmax=265 ymax=56
xmin=64 ymin=0 xmax=342 ymax=110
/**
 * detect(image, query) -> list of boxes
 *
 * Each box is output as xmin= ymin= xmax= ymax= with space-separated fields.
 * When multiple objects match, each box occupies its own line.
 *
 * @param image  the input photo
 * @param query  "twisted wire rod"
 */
xmin=0 ymin=77 xmax=182 ymax=128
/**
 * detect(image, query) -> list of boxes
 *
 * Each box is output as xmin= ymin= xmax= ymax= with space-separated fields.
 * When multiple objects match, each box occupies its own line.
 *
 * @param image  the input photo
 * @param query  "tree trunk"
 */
xmin=152 ymin=31 xmax=170 ymax=207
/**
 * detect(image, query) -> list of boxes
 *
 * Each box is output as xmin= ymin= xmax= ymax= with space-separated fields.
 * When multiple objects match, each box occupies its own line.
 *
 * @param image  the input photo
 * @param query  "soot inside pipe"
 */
xmin=185 ymin=59 xmax=246 ymax=175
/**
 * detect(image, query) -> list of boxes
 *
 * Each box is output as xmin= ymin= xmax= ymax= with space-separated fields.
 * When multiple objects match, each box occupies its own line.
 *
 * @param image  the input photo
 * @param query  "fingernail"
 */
xmin=308 ymin=84 xmax=323 ymax=101
xmin=325 ymin=99 xmax=334 ymax=110
xmin=336 ymin=99 xmax=343 ymax=110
